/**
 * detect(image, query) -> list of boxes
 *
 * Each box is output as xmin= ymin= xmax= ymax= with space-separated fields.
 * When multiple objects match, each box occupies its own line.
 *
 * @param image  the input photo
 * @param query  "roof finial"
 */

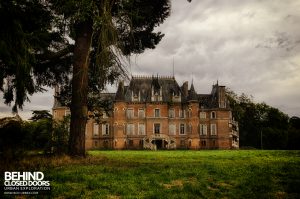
xmin=192 ymin=75 xmax=194 ymax=85
xmin=172 ymin=57 xmax=175 ymax=78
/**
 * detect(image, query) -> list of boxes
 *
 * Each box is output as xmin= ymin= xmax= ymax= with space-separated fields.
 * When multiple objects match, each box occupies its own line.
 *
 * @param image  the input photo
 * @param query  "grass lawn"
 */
xmin=3 ymin=150 xmax=300 ymax=198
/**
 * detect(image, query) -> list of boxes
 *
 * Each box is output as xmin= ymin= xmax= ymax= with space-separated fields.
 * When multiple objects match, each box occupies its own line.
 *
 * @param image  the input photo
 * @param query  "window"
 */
xmin=103 ymin=112 xmax=108 ymax=118
xmin=211 ymin=111 xmax=216 ymax=119
xmin=188 ymin=110 xmax=192 ymax=118
xmin=179 ymin=110 xmax=185 ymax=118
xmin=169 ymin=124 xmax=176 ymax=135
xmin=200 ymin=112 xmax=206 ymax=119
xmin=201 ymin=140 xmax=206 ymax=147
xmin=94 ymin=141 xmax=98 ymax=147
xmin=138 ymin=123 xmax=145 ymax=135
xmin=154 ymin=123 xmax=160 ymax=134
xmin=138 ymin=109 xmax=145 ymax=118
xmin=139 ymin=140 xmax=144 ymax=147
xmin=187 ymin=124 xmax=192 ymax=133
xmin=154 ymin=109 xmax=160 ymax=117
xmin=212 ymin=140 xmax=216 ymax=147
xmin=126 ymin=123 xmax=134 ymax=135
xmin=200 ymin=124 xmax=207 ymax=135
xmin=65 ymin=109 xmax=71 ymax=116
xmin=102 ymin=123 xmax=109 ymax=135
xmin=211 ymin=124 xmax=217 ymax=135
xmin=103 ymin=140 xmax=109 ymax=148
xmin=180 ymin=124 xmax=185 ymax=135
xmin=93 ymin=123 xmax=99 ymax=136
xmin=169 ymin=109 xmax=175 ymax=118
xmin=180 ymin=140 xmax=185 ymax=146
xmin=128 ymin=139 xmax=134 ymax=146
xmin=126 ymin=109 xmax=134 ymax=119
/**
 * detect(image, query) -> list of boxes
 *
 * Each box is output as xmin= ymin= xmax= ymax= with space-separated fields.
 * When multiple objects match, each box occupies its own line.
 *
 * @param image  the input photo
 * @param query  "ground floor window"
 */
xmin=201 ymin=140 xmax=206 ymax=147
xmin=103 ymin=140 xmax=109 ymax=148
xmin=180 ymin=140 xmax=185 ymax=146
xmin=128 ymin=139 xmax=134 ymax=146
xmin=139 ymin=140 xmax=144 ymax=147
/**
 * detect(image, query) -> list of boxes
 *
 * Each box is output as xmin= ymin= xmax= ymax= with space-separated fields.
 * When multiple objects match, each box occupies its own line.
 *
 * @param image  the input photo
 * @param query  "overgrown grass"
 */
xmin=2 ymin=150 xmax=300 ymax=198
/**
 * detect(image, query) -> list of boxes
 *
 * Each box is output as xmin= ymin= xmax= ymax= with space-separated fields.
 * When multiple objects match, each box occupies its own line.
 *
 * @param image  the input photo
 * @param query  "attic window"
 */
xmin=211 ymin=111 xmax=216 ymax=119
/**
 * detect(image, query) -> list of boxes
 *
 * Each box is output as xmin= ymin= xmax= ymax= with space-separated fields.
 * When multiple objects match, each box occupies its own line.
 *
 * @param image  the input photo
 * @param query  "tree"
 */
xmin=0 ymin=0 xmax=72 ymax=112
xmin=288 ymin=116 xmax=300 ymax=149
xmin=226 ymin=88 xmax=290 ymax=149
xmin=49 ymin=0 xmax=171 ymax=156
xmin=1 ymin=0 xmax=187 ymax=157
xmin=29 ymin=110 xmax=52 ymax=121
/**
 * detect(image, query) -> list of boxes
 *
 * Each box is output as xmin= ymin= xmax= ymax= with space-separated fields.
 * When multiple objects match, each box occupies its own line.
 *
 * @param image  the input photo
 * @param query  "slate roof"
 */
xmin=54 ymin=76 xmax=230 ymax=109
xmin=116 ymin=76 xmax=182 ymax=102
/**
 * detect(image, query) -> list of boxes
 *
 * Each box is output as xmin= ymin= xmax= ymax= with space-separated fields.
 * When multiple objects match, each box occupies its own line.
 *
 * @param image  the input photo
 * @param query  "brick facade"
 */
xmin=53 ymin=76 xmax=239 ymax=150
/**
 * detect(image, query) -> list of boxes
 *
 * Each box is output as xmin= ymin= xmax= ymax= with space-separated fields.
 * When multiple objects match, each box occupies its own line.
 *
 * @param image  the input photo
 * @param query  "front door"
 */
xmin=152 ymin=139 xmax=168 ymax=149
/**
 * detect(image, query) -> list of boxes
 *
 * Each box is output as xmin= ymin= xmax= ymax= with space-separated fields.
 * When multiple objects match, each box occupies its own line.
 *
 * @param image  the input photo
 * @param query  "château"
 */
xmin=53 ymin=75 xmax=239 ymax=150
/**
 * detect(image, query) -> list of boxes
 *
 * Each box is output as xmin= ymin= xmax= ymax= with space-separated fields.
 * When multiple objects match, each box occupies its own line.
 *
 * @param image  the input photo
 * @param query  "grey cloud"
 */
xmin=1 ymin=0 xmax=299 ymax=119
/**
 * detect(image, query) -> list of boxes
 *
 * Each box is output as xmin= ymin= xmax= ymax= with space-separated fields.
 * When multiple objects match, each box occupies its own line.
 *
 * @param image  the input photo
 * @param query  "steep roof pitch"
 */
xmin=120 ymin=76 xmax=182 ymax=102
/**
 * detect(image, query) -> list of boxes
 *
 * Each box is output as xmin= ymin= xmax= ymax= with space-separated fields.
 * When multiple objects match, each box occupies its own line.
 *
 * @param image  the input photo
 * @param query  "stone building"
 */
xmin=53 ymin=75 xmax=239 ymax=150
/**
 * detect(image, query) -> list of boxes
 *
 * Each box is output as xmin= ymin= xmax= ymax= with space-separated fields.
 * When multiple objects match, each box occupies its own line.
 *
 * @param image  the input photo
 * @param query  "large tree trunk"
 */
xmin=68 ymin=21 xmax=93 ymax=157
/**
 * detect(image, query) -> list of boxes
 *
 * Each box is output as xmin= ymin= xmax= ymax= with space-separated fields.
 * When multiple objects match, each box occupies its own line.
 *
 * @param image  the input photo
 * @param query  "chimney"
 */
xmin=115 ymin=81 xmax=125 ymax=101
xmin=182 ymin=81 xmax=188 ymax=98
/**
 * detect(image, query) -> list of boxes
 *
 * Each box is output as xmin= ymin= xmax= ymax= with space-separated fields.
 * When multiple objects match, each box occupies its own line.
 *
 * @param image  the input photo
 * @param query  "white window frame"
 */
xmin=169 ymin=109 xmax=175 ymax=118
xmin=200 ymin=112 xmax=206 ymax=119
xmin=126 ymin=123 xmax=135 ymax=135
xmin=211 ymin=111 xmax=216 ymax=119
xmin=200 ymin=124 xmax=207 ymax=135
xmin=93 ymin=123 xmax=99 ymax=136
xmin=102 ymin=123 xmax=110 ymax=135
xmin=154 ymin=123 xmax=160 ymax=134
xmin=187 ymin=124 xmax=192 ymax=133
xmin=127 ymin=108 xmax=134 ymax=119
xmin=180 ymin=123 xmax=185 ymax=135
xmin=138 ymin=123 xmax=145 ymax=135
xmin=210 ymin=124 xmax=217 ymax=135
xmin=154 ymin=109 xmax=160 ymax=118
xmin=179 ymin=110 xmax=185 ymax=118
xmin=169 ymin=124 xmax=176 ymax=135
xmin=138 ymin=109 xmax=145 ymax=118
xmin=103 ymin=112 xmax=108 ymax=118
xmin=65 ymin=109 xmax=71 ymax=116
xmin=188 ymin=110 xmax=192 ymax=118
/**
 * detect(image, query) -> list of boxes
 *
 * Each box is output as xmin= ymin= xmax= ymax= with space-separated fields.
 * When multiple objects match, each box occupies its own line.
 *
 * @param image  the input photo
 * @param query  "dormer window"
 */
xmin=132 ymin=91 xmax=140 ymax=102
xmin=211 ymin=111 xmax=216 ymax=119
xmin=151 ymin=87 xmax=162 ymax=102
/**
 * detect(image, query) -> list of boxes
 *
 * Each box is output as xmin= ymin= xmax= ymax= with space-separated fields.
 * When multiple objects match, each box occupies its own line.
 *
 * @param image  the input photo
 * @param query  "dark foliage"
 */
xmin=226 ymin=89 xmax=299 ymax=149
xmin=0 ymin=0 xmax=72 ymax=112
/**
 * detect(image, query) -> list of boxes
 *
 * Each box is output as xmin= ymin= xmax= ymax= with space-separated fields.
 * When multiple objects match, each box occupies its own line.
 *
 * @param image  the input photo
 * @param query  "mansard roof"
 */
xmin=114 ymin=76 xmax=230 ymax=109
xmin=116 ymin=75 xmax=182 ymax=102
xmin=54 ymin=76 xmax=230 ymax=110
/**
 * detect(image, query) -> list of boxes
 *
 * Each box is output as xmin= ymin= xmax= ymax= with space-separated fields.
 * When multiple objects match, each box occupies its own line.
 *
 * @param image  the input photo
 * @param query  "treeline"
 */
xmin=227 ymin=90 xmax=300 ymax=149
xmin=0 ymin=111 xmax=69 ymax=159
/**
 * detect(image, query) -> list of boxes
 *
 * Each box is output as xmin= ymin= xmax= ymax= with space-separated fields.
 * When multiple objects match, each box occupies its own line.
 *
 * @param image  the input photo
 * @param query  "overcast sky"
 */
xmin=1 ymin=0 xmax=300 ymax=119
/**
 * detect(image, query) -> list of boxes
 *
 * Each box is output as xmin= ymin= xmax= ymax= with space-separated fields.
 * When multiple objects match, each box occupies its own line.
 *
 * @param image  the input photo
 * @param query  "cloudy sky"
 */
xmin=1 ymin=0 xmax=300 ymax=119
